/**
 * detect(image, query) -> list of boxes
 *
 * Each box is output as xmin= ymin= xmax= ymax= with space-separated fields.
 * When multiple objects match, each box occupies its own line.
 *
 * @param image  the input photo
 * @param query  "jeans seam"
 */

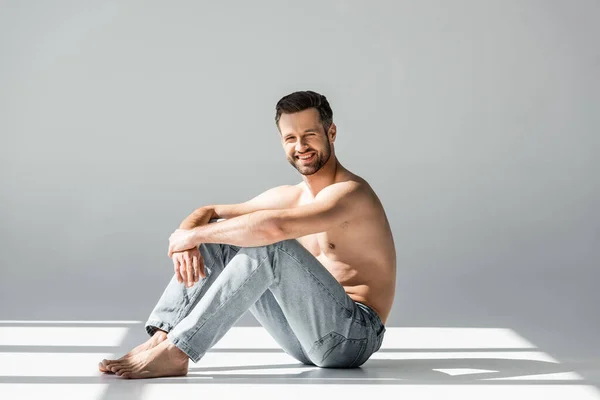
xmin=277 ymin=246 xmax=361 ymax=321
xmin=314 ymin=331 xmax=368 ymax=368
xmin=349 ymin=339 xmax=367 ymax=367
xmin=181 ymin=254 xmax=272 ymax=347
xmin=170 ymin=336 xmax=200 ymax=362
xmin=221 ymin=243 xmax=241 ymax=256
xmin=351 ymin=339 xmax=369 ymax=367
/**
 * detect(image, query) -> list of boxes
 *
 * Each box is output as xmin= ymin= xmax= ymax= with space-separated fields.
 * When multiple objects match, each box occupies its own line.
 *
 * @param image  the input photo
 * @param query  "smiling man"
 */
xmin=99 ymin=90 xmax=397 ymax=379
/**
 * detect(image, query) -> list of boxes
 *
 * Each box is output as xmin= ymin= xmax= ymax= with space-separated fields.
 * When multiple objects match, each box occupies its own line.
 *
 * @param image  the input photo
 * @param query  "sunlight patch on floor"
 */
xmin=0 ymin=327 xmax=128 ymax=347
xmin=0 ymin=384 xmax=107 ymax=399
xmin=0 ymin=323 xmax=598 ymax=400
xmin=0 ymin=353 xmax=114 ymax=376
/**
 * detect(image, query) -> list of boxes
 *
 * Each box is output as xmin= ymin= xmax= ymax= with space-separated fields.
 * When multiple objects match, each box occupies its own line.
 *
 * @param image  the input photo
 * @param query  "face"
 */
xmin=278 ymin=108 xmax=334 ymax=176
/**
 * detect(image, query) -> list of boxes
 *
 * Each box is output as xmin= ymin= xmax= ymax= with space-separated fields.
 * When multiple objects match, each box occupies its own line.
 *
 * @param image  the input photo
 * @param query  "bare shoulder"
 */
xmin=211 ymin=184 xmax=302 ymax=219
xmin=296 ymin=175 xmax=375 ymax=200
xmin=324 ymin=180 xmax=367 ymax=198
xmin=319 ymin=178 xmax=377 ymax=213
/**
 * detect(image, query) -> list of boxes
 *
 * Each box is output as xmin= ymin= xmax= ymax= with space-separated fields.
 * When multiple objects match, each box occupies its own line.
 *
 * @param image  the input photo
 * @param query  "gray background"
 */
xmin=1 ymin=0 xmax=598 ymax=384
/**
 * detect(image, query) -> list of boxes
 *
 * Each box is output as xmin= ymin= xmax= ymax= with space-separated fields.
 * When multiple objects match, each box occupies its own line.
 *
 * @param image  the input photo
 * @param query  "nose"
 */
xmin=295 ymin=138 xmax=309 ymax=153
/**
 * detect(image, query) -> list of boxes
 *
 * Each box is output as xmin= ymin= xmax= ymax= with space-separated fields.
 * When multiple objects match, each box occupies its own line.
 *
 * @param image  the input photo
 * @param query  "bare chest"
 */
xmin=293 ymin=194 xmax=374 ymax=280
xmin=293 ymin=193 xmax=346 ymax=259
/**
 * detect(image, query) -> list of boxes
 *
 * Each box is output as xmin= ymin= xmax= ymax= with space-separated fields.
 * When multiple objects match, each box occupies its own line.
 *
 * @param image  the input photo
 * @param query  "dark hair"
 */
xmin=275 ymin=90 xmax=333 ymax=134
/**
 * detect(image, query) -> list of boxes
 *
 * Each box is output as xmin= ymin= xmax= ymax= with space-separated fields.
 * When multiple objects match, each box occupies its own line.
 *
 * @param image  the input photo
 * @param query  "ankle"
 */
xmin=165 ymin=340 xmax=189 ymax=362
xmin=154 ymin=330 xmax=168 ymax=340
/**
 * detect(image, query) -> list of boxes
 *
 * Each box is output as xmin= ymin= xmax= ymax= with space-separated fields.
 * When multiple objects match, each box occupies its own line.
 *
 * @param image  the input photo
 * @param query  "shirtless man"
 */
xmin=99 ymin=90 xmax=396 ymax=379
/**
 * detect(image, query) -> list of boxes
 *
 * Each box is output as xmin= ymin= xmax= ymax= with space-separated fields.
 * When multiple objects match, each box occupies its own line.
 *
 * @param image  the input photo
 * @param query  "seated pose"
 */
xmin=99 ymin=90 xmax=397 ymax=379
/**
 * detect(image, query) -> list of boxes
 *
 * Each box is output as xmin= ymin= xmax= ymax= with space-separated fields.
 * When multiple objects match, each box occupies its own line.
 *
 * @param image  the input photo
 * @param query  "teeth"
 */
xmin=298 ymin=153 xmax=314 ymax=160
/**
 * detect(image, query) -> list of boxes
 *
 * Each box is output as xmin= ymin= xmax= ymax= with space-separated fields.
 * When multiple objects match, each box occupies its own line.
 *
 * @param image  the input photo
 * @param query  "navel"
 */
xmin=328 ymin=242 xmax=336 ymax=250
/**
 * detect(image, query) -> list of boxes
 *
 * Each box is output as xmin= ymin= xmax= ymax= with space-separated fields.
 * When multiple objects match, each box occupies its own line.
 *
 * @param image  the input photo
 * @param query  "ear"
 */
xmin=328 ymin=122 xmax=337 ymax=142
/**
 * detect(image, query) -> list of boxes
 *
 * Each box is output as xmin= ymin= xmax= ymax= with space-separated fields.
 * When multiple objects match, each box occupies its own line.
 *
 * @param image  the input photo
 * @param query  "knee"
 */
xmin=270 ymin=238 xmax=301 ymax=252
xmin=198 ymin=242 xmax=223 ymax=263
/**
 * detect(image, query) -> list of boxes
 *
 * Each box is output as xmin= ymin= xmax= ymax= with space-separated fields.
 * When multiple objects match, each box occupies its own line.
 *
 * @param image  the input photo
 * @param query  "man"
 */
xmin=99 ymin=90 xmax=397 ymax=379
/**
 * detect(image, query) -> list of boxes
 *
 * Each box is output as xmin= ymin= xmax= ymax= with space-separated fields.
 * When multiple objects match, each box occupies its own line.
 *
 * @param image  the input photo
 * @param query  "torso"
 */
xmin=289 ymin=173 xmax=396 ymax=325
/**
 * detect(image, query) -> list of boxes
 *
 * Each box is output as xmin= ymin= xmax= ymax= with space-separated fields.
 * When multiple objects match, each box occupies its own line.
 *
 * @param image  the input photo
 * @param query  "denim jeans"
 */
xmin=145 ymin=218 xmax=386 ymax=368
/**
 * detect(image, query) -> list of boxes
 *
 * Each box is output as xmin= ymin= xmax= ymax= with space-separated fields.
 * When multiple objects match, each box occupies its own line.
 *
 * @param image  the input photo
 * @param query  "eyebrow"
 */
xmin=283 ymin=128 xmax=320 ymax=138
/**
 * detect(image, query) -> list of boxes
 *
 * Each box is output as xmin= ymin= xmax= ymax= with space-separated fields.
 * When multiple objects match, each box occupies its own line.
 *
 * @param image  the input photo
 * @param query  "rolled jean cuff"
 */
xmin=168 ymin=334 xmax=201 ymax=363
xmin=145 ymin=320 xmax=174 ymax=337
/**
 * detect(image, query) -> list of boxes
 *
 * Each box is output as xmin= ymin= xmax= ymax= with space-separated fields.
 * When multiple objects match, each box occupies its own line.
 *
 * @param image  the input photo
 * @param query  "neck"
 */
xmin=302 ymin=155 xmax=343 ymax=197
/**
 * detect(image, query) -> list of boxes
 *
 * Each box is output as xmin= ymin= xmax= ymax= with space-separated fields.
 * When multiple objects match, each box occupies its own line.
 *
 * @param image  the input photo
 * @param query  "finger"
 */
xmin=184 ymin=253 xmax=193 ymax=287
xmin=192 ymin=255 xmax=199 ymax=282
xmin=173 ymin=256 xmax=182 ymax=283
xmin=196 ymin=255 xmax=204 ymax=281
xmin=198 ymin=254 xmax=206 ymax=279
xmin=176 ymin=254 xmax=185 ymax=284
xmin=179 ymin=256 xmax=187 ymax=285
xmin=179 ymin=260 xmax=187 ymax=287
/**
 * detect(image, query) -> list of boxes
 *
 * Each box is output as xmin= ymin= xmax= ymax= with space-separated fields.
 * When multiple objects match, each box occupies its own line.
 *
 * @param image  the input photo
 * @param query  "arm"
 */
xmin=191 ymin=181 xmax=368 ymax=247
xmin=178 ymin=185 xmax=297 ymax=229
xmin=168 ymin=207 xmax=281 ymax=257
xmin=190 ymin=210 xmax=280 ymax=247
xmin=174 ymin=184 xmax=299 ymax=249
xmin=271 ymin=181 xmax=369 ymax=241
xmin=179 ymin=207 xmax=215 ymax=229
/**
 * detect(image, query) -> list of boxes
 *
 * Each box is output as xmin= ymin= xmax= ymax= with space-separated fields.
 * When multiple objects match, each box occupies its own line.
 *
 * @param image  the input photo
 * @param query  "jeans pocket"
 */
xmin=309 ymin=331 xmax=368 ymax=368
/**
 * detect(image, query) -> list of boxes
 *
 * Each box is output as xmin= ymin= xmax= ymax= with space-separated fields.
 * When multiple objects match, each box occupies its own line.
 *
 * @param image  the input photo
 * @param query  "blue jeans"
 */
xmin=145 ymin=218 xmax=386 ymax=368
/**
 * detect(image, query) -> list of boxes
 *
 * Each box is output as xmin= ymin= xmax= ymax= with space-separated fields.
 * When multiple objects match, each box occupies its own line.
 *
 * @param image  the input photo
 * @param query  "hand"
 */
xmin=168 ymin=228 xmax=199 ymax=258
xmin=172 ymin=247 xmax=206 ymax=287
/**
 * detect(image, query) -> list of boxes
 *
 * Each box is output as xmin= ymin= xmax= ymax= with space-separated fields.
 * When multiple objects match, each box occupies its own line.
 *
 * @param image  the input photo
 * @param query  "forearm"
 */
xmin=192 ymin=209 xmax=282 ymax=247
xmin=179 ymin=207 xmax=215 ymax=229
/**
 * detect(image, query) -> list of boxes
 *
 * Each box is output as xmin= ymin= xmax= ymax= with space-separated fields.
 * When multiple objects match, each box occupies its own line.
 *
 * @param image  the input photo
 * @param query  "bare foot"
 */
xmin=105 ymin=338 xmax=189 ymax=379
xmin=99 ymin=330 xmax=167 ymax=373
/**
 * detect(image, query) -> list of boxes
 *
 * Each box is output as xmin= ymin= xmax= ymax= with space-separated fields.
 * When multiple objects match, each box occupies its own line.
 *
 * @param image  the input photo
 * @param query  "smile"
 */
xmin=297 ymin=153 xmax=315 ymax=162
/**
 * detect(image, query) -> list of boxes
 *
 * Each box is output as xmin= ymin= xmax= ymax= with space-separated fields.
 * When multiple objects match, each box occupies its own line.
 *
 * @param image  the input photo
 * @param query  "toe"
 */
xmin=101 ymin=360 xmax=114 ymax=372
xmin=98 ymin=362 xmax=108 ymax=372
xmin=117 ymin=368 xmax=132 ymax=376
xmin=113 ymin=361 xmax=131 ymax=374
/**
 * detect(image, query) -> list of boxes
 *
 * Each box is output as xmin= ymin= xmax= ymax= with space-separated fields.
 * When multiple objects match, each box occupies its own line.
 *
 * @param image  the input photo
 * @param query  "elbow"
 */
xmin=268 ymin=217 xmax=287 ymax=243
xmin=265 ymin=212 xmax=287 ymax=244
xmin=200 ymin=206 xmax=217 ymax=219
xmin=251 ymin=210 xmax=287 ymax=244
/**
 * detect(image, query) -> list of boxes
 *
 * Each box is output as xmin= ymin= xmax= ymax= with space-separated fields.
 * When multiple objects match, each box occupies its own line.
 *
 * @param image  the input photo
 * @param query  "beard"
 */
xmin=287 ymin=140 xmax=332 ymax=176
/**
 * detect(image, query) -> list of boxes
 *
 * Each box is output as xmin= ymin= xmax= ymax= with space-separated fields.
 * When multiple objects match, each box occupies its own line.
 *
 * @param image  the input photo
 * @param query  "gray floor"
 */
xmin=1 ymin=322 xmax=599 ymax=399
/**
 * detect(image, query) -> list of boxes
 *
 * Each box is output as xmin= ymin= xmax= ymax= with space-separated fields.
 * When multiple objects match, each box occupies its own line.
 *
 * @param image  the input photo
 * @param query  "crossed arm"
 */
xmin=168 ymin=181 xmax=368 ymax=257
